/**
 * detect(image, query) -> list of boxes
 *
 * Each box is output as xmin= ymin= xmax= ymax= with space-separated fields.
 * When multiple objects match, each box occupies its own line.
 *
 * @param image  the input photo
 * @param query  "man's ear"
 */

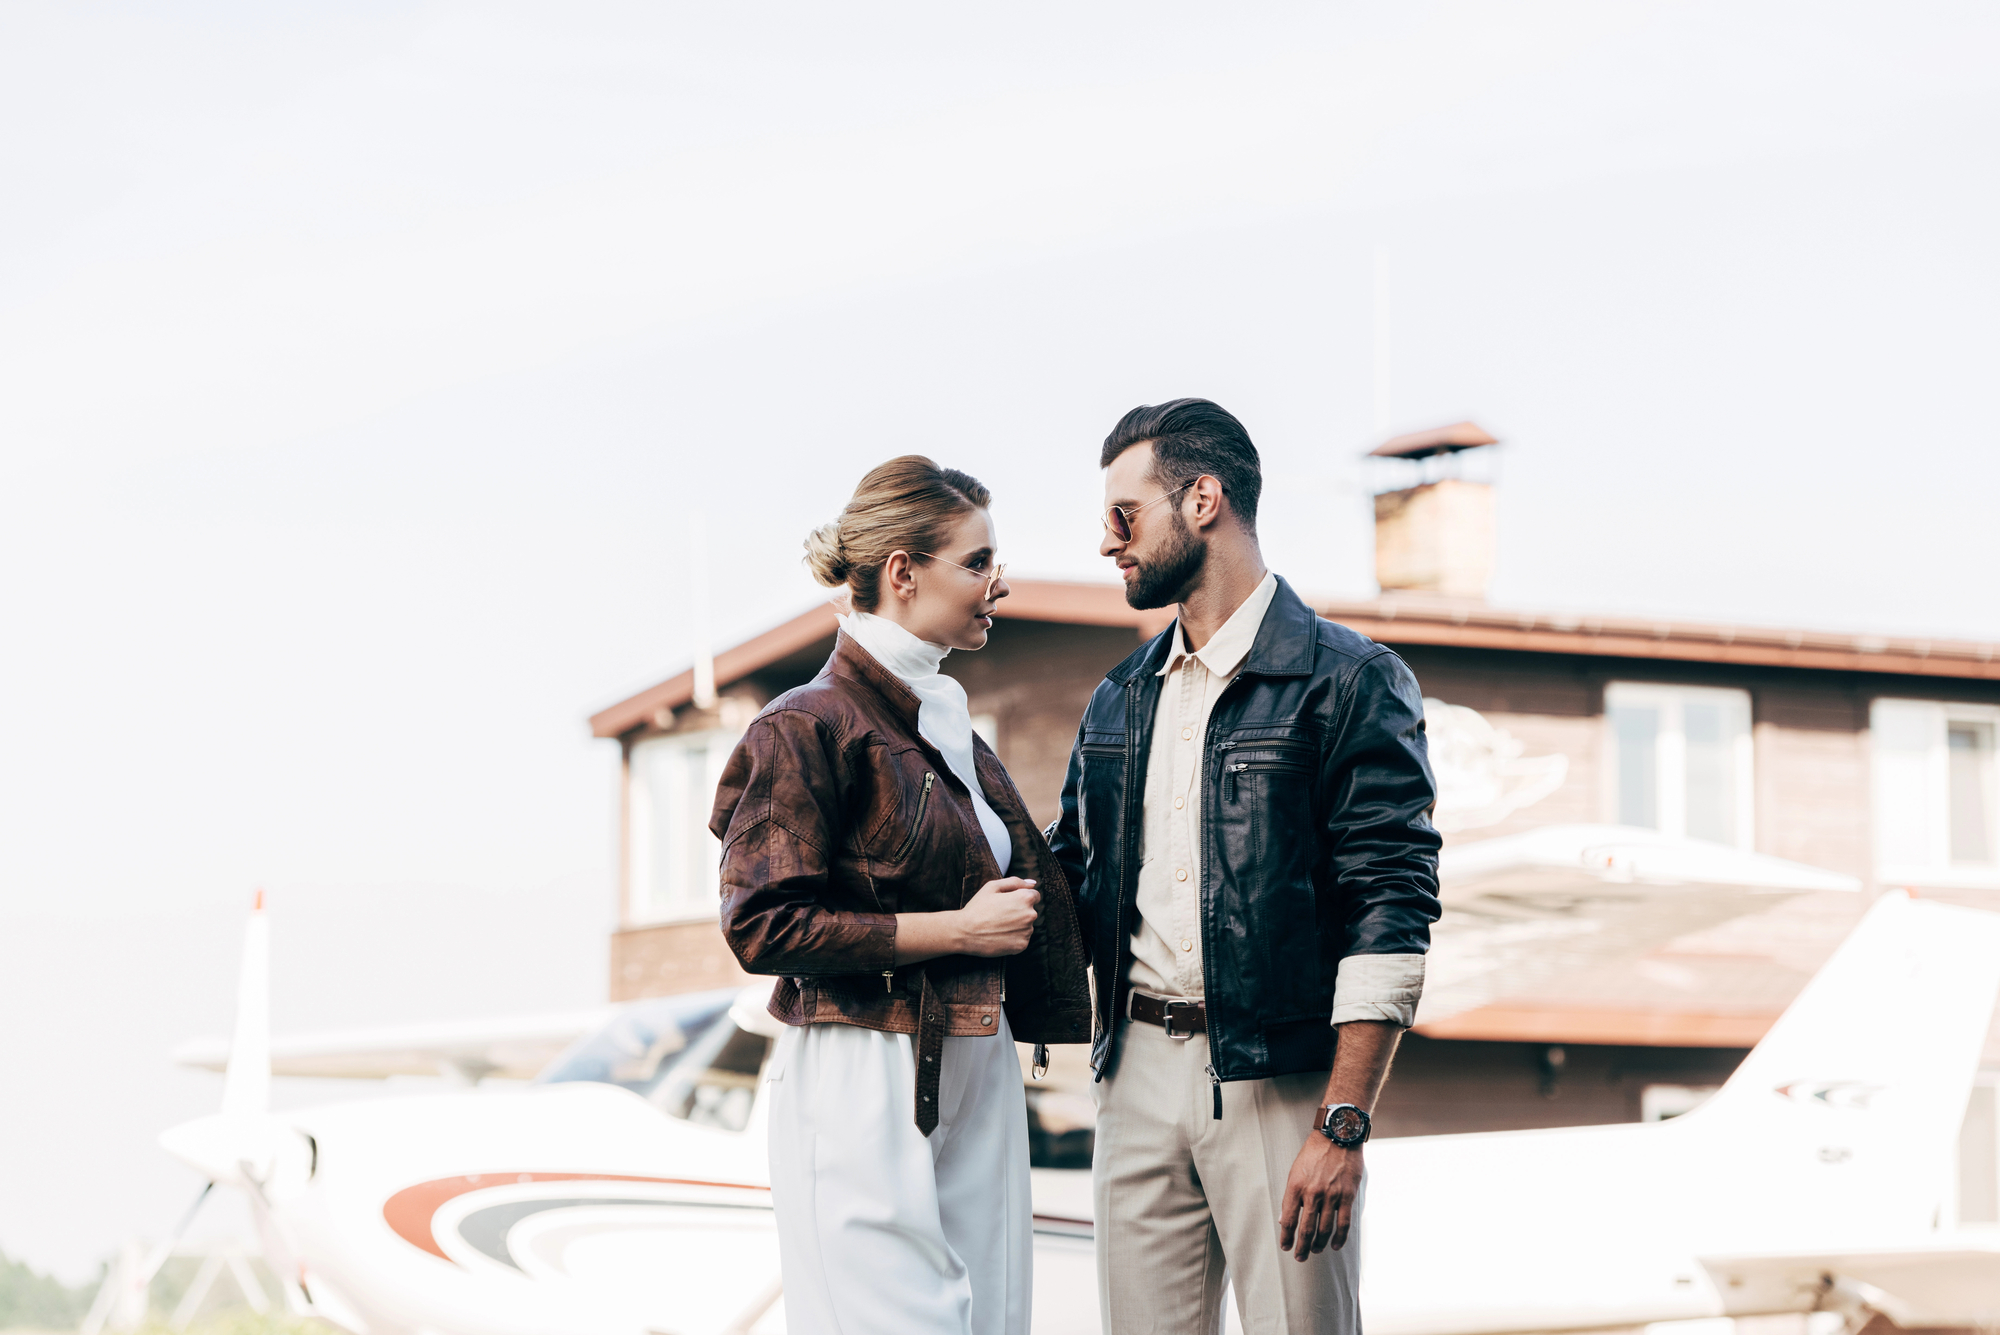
xmin=1188 ymin=474 xmax=1228 ymax=532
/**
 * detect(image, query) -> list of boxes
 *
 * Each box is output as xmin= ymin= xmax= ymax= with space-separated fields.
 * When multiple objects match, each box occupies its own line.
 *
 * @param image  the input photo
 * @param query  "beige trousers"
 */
xmin=1092 ymin=1018 xmax=1363 ymax=1335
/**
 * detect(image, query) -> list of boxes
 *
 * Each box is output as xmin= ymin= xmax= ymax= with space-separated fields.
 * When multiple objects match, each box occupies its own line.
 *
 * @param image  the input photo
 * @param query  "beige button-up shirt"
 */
xmin=1127 ymin=571 xmax=1427 ymax=1028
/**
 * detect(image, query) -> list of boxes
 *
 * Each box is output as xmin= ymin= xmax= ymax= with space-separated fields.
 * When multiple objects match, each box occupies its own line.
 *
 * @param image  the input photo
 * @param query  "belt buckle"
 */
xmin=1162 ymin=999 xmax=1196 ymax=1041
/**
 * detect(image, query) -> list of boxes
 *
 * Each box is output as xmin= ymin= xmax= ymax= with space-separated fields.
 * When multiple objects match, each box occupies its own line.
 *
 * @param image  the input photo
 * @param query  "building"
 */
xmin=585 ymin=427 xmax=2000 ymax=1205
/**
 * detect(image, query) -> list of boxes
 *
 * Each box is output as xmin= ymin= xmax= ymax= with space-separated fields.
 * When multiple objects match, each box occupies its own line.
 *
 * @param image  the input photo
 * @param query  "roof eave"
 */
xmin=589 ymin=580 xmax=2000 ymax=739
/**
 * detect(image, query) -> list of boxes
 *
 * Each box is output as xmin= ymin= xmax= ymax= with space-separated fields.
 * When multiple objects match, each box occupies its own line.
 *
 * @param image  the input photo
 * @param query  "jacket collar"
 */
xmin=1106 ymin=574 xmax=1316 ymax=685
xmin=830 ymin=629 xmax=924 ymax=731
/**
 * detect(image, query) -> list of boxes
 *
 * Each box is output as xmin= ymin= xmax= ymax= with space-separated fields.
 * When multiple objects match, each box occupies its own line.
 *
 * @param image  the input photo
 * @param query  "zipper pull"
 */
xmin=883 ymin=970 xmax=895 ymax=993
xmin=923 ymin=771 xmax=936 ymax=795
xmin=1032 ymin=1042 xmax=1050 ymax=1081
xmin=1223 ymin=761 xmax=1248 ymax=801
xmin=1205 ymin=1062 xmax=1223 ymax=1120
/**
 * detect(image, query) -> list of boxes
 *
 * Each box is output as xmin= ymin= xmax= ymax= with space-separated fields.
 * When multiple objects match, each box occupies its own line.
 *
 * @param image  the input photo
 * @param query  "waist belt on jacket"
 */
xmin=914 ymin=969 xmax=946 ymax=1134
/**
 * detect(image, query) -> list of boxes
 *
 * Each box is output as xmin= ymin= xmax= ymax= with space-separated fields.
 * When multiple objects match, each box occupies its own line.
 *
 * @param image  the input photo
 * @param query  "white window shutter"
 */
xmin=1872 ymin=698 xmax=1945 ymax=873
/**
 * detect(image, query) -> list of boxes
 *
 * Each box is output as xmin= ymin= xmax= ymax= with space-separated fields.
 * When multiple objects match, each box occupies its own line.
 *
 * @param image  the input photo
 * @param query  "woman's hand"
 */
xmin=893 ymin=877 xmax=1040 ymax=965
xmin=955 ymin=877 xmax=1041 ymax=957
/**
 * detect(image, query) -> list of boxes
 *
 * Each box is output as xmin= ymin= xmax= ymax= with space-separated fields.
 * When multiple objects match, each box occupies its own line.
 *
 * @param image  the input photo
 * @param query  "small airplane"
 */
xmin=129 ymin=833 xmax=2000 ymax=1335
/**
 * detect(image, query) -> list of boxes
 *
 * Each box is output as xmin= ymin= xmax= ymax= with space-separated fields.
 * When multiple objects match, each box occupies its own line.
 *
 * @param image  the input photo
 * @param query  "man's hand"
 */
xmin=1278 ymin=1134 xmax=1362 ymax=1261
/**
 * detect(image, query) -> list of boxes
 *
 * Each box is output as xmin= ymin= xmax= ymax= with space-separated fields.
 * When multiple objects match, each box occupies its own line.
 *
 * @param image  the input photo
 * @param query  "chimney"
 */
xmin=1367 ymin=421 xmax=1498 ymax=600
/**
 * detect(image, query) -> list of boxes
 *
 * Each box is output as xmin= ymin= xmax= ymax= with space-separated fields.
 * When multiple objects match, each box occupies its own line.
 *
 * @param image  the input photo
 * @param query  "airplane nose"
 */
xmin=159 ymin=1113 xmax=314 ymax=1194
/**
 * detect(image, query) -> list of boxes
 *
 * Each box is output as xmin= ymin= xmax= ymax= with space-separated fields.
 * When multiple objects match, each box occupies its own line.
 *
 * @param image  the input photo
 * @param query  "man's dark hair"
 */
xmin=1100 ymin=398 xmax=1261 ymax=530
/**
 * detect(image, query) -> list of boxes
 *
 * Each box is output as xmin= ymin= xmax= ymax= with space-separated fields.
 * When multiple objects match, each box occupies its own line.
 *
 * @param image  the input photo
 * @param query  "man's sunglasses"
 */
xmin=1103 ymin=477 xmax=1200 ymax=543
xmin=915 ymin=552 xmax=1007 ymax=601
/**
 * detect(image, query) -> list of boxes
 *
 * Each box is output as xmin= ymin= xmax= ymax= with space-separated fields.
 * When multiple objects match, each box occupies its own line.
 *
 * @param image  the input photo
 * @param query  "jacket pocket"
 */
xmin=1217 ymin=738 xmax=1314 ymax=801
xmin=1217 ymin=735 xmax=1322 ymax=1013
xmin=892 ymin=770 xmax=936 ymax=863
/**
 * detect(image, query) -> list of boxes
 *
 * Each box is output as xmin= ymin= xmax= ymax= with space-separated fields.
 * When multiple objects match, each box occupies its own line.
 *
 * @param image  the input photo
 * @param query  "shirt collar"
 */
xmin=1156 ymin=570 xmax=1280 ymax=679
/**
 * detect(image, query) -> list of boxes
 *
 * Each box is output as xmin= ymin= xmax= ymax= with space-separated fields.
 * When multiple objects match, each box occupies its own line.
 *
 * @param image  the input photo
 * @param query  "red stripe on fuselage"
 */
xmin=383 ymin=1173 xmax=772 ymax=1264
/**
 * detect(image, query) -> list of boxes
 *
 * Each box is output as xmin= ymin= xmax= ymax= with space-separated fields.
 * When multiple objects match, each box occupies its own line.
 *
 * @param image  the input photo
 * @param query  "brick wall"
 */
xmin=611 ymin=919 xmax=751 ymax=1001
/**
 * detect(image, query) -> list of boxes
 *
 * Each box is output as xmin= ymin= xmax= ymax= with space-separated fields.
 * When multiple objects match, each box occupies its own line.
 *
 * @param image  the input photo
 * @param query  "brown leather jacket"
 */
xmin=710 ymin=632 xmax=1092 ymax=1130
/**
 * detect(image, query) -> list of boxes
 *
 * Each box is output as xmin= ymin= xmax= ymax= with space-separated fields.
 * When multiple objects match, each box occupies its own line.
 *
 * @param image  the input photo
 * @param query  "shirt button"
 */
xmin=1180 ymin=939 xmax=1193 ymax=952
xmin=1175 ymin=868 xmax=1188 ymax=882
xmin=1173 ymin=796 xmax=1184 ymax=809
xmin=1181 ymin=727 xmax=1193 ymax=740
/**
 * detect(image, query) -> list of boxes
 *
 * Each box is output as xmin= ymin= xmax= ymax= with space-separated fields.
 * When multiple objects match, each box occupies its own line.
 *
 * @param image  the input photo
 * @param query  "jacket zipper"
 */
xmin=1108 ymin=681 xmax=1141 ymax=1067
xmin=884 ymin=771 xmax=938 ymax=993
xmin=893 ymin=771 xmax=935 ymax=862
xmin=1223 ymin=761 xmax=1246 ymax=802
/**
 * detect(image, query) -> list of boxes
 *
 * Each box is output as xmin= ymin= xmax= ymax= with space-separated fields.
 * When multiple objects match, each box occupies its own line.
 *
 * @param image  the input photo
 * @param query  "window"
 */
xmin=971 ymin=712 xmax=999 ymax=748
xmin=1873 ymin=699 xmax=2000 ymax=887
xmin=1962 ymin=1076 xmax=1999 ymax=1227
xmin=1603 ymin=683 xmax=1754 ymax=848
xmin=629 ymin=729 xmax=740 ymax=925
xmin=1641 ymin=1084 xmax=1719 ymax=1122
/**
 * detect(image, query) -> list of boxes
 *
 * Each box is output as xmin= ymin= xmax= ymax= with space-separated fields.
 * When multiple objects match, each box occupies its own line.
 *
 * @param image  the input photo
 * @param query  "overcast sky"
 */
xmin=4 ymin=0 xmax=1998 ymax=1281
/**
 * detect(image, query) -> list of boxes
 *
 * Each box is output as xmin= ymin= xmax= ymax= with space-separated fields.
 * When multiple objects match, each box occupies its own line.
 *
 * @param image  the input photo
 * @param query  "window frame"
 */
xmin=1601 ymin=681 xmax=1756 ymax=850
xmin=1873 ymin=697 xmax=2000 ymax=889
xmin=626 ymin=726 xmax=741 ymax=927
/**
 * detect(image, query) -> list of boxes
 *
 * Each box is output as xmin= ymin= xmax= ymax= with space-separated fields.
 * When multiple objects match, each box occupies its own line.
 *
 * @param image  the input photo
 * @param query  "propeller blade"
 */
xmin=81 ymin=1183 xmax=214 ymax=1335
xmin=240 ymin=1173 xmax=313 ymax=1315
xmin=220 ymin=889 xmax=269 ymax=1119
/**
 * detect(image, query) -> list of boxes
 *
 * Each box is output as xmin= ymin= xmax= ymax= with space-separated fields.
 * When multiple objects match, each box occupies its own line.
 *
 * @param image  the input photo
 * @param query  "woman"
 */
xmin=712 ymin=456 xmax=1091 ymax=1335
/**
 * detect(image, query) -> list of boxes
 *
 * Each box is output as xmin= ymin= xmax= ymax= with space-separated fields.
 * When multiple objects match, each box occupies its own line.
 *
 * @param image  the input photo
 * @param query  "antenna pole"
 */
xmin=1372 ymin=246 xmax=1393 ymax=437
xmin=690 ymin=514 xmax=717 ymax=710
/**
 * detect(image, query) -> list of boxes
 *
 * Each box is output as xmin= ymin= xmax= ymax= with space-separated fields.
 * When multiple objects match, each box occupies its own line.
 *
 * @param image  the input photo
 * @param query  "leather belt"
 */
xmin=1127 ymin=990 xmax=1206 ymax=1038
xmin=914 ymin=970 xmax=946 ymax=1135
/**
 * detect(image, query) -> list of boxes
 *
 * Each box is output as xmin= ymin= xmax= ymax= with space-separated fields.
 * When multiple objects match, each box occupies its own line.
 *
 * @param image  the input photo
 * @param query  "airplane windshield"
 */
xmin=536 ymin=989 xmax=770 ymax=1132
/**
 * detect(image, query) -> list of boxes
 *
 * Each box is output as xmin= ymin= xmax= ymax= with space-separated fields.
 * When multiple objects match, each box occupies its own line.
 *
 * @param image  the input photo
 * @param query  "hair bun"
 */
xmin=802 ymin=519 xmax=849 ymax=587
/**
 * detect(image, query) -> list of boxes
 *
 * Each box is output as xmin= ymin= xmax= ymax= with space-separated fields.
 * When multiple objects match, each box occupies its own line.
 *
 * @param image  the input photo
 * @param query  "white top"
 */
xmin=1129 ymin=570 xmax=1426 ymax=1027
xmin=1128 ymin=571 xmax=1281 ymax=1000
xmin=839 ymin=611 xmax=1013 ymax=877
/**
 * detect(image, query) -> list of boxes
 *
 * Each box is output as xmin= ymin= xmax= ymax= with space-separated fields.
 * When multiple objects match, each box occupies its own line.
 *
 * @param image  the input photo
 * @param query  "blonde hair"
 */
xmin=804 ymin=456 xmax=992 ymax=612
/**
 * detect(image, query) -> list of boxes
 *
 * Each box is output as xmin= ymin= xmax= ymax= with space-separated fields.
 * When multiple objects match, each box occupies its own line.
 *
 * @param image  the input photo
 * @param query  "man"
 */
xmin=1046 ymin=398 xmax=1441 ymax=1334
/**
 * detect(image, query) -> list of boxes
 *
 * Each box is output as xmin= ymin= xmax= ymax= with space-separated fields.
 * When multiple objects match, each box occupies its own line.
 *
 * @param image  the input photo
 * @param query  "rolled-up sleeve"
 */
xmin=1331 ymin=953 xmax=1427 ymax=1027
xmin=1321 ymin=651 xmax=1442 ymax=1027
xmin=710 ymin=709 xmax=897 ymax=976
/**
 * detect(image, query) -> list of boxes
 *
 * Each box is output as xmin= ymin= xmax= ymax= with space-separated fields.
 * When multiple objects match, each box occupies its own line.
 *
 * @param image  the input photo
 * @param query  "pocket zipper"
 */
xmin=1217 ymin=740 xmax=1312 ymax=801
xmin=1223 ymin=761 xmax=1248 ymax=802
xmin=893 ymin=771 xmax=936 ymax=862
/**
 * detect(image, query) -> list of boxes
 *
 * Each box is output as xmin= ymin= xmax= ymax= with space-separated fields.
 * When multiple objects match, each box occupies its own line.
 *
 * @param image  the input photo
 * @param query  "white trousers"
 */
xmin=768 ymin=1015 xmax=1032 ymax=1335
xmin=1093 ymin=1019 xmax=1363 ymax=1335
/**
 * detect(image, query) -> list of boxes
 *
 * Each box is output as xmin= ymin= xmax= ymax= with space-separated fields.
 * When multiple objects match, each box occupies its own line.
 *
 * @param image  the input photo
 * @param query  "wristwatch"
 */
xmin=1317 ymin=1103 xmax=1371 ymax=1148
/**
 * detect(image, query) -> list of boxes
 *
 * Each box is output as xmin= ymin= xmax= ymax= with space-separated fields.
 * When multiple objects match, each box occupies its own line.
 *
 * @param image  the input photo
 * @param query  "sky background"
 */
xmin=4 ymin=0 xmax=1998 ymax=1282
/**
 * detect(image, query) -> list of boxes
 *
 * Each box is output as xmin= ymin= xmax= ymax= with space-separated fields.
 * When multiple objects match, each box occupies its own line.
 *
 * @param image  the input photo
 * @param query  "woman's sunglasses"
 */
xmin=915 ymin=552 xmax=1007 ymax=601
xmin=1102 ymin=477 xmax=1200 ymax=543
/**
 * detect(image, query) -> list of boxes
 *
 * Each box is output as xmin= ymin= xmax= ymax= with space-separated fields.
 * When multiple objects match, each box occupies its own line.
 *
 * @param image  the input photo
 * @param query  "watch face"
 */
xmin=1325 ymin=1106 xmax=1366 ymax=1143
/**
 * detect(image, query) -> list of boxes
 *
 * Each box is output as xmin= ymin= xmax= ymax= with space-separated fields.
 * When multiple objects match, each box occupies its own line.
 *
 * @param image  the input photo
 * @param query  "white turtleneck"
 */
xmin=839 ymin=611 xmax=1013 ymax=876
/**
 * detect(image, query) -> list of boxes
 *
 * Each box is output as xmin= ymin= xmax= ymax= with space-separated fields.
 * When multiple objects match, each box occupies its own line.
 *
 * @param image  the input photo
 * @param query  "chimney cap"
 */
xmin=1368 ymin=421 xmax=1499 ymax=459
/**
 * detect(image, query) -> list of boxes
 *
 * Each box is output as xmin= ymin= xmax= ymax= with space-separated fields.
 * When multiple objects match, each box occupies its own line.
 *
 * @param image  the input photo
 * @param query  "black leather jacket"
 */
xmin=1045 ymin=577 xmax=1442 ymax=1085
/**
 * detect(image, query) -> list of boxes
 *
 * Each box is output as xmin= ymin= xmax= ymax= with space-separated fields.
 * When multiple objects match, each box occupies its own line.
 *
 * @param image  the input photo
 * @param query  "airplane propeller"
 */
xmin=138 ymin=891 xmax=316 ymax=1323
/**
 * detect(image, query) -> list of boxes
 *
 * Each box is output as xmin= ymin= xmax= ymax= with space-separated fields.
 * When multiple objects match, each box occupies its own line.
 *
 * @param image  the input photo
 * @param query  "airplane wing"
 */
xmin=1421 ymin=824 xmax=1862 ymax=1025
xmin=1700 ymin=1240 xmax=2000 ymax=1328
xmin=172 ymin=1009 xmax=616 ymax=1083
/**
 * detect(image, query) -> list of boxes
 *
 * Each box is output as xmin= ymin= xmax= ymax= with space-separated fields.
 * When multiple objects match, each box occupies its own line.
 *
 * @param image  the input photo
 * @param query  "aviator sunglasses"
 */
xmin=1102 ymin=477 xmax=1200 ymax=542
xmin=914 ymin=551 xmax=1008 ymax=601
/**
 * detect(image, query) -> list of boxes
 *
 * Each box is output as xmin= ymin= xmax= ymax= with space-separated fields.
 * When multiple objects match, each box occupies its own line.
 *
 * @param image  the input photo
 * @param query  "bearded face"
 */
xmin=1122 ymin=502 xmax=1207 ymax=611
